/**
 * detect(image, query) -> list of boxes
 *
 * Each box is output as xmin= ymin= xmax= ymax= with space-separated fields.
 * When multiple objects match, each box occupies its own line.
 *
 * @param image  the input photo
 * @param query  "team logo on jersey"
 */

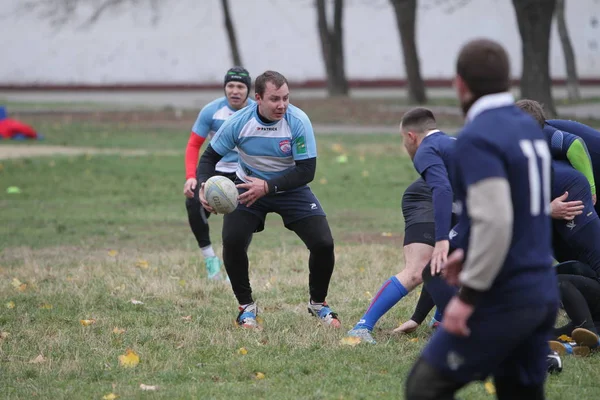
xmin=279 ymin=139 xmax=292 ymax=155
xmin=257 ymin=126 xmax=278 ymax=131
xmin=566 ymin=220 xmax=576 ymax=230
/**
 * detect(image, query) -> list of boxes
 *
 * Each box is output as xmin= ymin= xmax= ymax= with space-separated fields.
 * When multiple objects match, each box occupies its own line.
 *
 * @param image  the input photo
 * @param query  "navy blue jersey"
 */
xmin=454 ymin=103 xmax=556 ymax=308
xmin=413 ymin=131 xmax=456 ymax=241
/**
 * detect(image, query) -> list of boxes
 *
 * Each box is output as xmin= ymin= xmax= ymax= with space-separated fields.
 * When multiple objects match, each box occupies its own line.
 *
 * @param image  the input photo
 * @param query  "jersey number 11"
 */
xmin=520 ymin=139 xmax=551 ymax=217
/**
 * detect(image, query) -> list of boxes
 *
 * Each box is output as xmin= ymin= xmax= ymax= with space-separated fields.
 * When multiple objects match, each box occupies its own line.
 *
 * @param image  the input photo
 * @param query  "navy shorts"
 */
xmin=236 ymin=185 xmax=326 ymax=232
xmin=422 ymin=302 xmax=557 ymax=385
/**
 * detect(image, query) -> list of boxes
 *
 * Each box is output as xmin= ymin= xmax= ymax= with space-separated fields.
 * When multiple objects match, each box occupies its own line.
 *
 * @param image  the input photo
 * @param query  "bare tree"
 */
xmin=316 ymin=0 xmax=349 ymax=97
xmin=555 ymin=0 xmax=580 ymax=100
xmin=389 ymin=0 xmax=426 ymax=104
xmin=512 ymin=0 xmax=558 ymax=117
xmin=16 ymin=0 xmax=243 ymax=66
xmin=221 ymin=0 xmax=243 ymax=66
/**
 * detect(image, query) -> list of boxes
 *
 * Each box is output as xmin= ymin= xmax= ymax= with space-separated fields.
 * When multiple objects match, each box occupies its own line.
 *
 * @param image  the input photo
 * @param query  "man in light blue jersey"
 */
xmin=183 ymin=67 xmax=254 ymax=281
xmin=196 ymin=70 xmax=339 ymax=330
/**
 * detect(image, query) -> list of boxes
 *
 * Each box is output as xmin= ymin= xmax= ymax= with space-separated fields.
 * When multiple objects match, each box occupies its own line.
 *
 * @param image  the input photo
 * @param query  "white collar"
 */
xmin=425 ymin=129 xmax=440 ymax=137
xmin=466 ymin=92 xmax=514 ymax=121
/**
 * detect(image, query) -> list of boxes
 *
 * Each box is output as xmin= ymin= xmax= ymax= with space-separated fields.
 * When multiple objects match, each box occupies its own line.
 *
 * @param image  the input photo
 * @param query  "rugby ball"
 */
xmin=204 ymin=176 xmax=239 ymax=214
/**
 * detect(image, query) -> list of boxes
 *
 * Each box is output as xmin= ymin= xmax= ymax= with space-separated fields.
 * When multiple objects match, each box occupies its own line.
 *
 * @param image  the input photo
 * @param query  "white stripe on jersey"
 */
xmin=237 ymin=120 xmax=292 ymax=139
xmin=238 ymin=149 xmax=294 ymax=172
xmin=215 ymin=160 xmax=237 ymax=173
xmin=213 ymin=105 xmax=234 ymax=121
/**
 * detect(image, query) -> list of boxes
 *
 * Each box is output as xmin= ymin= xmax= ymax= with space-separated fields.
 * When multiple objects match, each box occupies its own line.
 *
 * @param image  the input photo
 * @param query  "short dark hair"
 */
xmin=400 ymin=107 xmax=437 ymax=134
xmin=456 ymin=39 xmax=510 ymax=97
xmin=515 ymin=99 xmax=547 ymax=128
xmin=255 ymin=70 xmax=289 ymax=97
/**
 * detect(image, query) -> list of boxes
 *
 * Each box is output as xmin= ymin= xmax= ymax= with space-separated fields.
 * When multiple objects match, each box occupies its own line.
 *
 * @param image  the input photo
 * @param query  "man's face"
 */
xmin=225 ymin=82 xmax=248 ymax=109
xmin=255 ymin=82 xmax=289 ymax=121
xmin=400 ymin=127 xmax=419 ymax=160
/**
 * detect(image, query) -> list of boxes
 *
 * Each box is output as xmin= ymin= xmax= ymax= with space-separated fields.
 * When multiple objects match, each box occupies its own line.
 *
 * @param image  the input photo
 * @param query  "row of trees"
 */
xmin=18 ymin=0 xmax=581 ymax=116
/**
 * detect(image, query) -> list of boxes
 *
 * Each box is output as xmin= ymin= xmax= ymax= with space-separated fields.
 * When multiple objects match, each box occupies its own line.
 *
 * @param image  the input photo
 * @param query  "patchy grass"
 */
xmin=1 ymin=126 xmax=599 ymax=399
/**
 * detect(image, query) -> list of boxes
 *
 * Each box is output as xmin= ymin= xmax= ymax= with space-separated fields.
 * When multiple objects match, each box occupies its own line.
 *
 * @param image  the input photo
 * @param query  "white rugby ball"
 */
xmin=204 ymin=176 xmax=239 ymax=214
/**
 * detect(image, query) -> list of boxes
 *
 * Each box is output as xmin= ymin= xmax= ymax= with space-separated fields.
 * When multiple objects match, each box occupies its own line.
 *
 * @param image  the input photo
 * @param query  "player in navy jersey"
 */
xmin=195 ymin=70 xmax=339 ymax=330
xmin=551 ymin=161 xmax=600 ymax=275
xmin=346 ymin=109 xmax=453 ymax=343
xmin=405 ymin=39 xmax=558 ymax=400
xmin=517 ymin=99 xmax=598 ymax=207
xmin=183 ymin=67 xmax=255 ymax=281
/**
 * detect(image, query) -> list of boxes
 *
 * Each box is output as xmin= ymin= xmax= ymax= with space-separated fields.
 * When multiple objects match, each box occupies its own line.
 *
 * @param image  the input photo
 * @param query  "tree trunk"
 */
xmin=555 ymin=0 xmax=580 ymax=100
xmin=389 ymin=0 xmax=427 ymax=104
xmin=512 ymin=0 xmax=557 ymax=117
xmin=221 ymin=0 xmax=242 ymax=66
xmin=316 ymin=0 xmax=349 ymax=96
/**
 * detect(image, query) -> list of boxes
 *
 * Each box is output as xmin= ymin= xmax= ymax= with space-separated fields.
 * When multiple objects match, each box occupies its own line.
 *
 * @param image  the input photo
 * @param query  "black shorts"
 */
xmin=404 ymin=222 xmax=436 ymax=247
xmin=235 ymin=185 xmax=326 ymax=232
xmin=402 ymin=178 xmax=435 ymax=246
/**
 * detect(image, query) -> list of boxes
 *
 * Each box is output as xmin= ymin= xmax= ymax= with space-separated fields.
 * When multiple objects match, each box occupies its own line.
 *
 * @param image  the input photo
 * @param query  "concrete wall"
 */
xmin=3 ymin=0 xmax=599 ymax=85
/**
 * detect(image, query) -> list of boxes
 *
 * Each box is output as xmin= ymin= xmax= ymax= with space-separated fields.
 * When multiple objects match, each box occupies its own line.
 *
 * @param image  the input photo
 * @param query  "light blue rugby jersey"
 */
xmin=210 ymin=103 xmax=317 ymax=182
xmin=191 ymin=96 xmax=256 ymax=173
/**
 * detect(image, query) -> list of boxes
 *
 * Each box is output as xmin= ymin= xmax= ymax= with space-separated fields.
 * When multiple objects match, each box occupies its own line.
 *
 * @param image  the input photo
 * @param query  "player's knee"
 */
xmin=222 ymin=226 xmax=251 ymax=250
xmin=406 ymin=358 xmax=458 ymax=400
xmin=304 ymin=217 xmax=334 ymax=252
xmin=185 ymin=197 xmax=199 ymax=212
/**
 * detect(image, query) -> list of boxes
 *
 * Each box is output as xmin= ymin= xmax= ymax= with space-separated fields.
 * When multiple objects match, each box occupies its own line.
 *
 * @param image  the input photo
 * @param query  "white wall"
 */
xmin=2 ymin=0 xmax=599 ymax=84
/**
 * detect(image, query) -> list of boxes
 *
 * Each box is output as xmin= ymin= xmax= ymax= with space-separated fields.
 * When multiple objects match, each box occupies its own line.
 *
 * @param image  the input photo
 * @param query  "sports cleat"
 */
xmin=236 ymin=303 xmax=259 ymax=329
xmin=346 ymin=328 xmax=376 ymax=344
xmin=205 ymin=256 xmax=223 ymax=280
xmin=571 ymin=328 xmax=600 ymax=349
xmin=307 ymin=301 xmax=341 ymax=328
xmin=548 ymin=340 xmax=590 ymax=357
xmin=547 ymin=351 xmax=563 ymax=374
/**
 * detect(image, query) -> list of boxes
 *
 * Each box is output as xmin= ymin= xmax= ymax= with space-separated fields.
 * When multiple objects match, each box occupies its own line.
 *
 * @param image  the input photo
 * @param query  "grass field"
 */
xmin=1 ymin=117 xmax=600 ymax=399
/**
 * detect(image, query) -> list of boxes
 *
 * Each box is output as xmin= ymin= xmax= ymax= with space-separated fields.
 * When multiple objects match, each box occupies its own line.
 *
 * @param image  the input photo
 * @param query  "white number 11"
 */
xmin=520 ymin=139 xmax=551 ymax=216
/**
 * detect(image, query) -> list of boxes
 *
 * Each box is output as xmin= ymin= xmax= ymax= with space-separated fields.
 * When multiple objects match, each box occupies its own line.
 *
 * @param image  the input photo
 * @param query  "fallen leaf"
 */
xmin=139 ymin=384 xmax=159 ymax=391
xmin=176 ymin=343 xmax=185 ymax=349
xmin=340 ymin=336 xmax=362 ymax=346
xmin=29 ymin=354 xmax=46 ymax=364
xmin=5 ymin=301 xmax=15 ymax=309
xmin=80 ymin=319 xmax=96 ymax=326
xmin=237 ymin=347 xmax=248 ymax=355
xmin=359 ymin=267 xmax=366 ymax=273
xmin=39 ymin=303 xmax=53 ymax=309
xmin=11 ymin=278 xmax=27 ymax=292
xmin=331 ymin=143 xmax=345 ymax=153
xmin=409 ymin=338 xmax=419 ymax=343
xmin=0 ymin=332 xmax=9 ymax=340
xmin=103 ymin=393 xmax=118 ymax=400
xmin=484 ymin=380 xmax=496 ymax=395
xmin=178 ymin=279 xmax=186 ymax=287
xmin=130 ymin=299 xmax=144 ymax=305
xmin=254 ymin=372 xmax=266 ymax=380
xmin=319 ymin=177 xmax=328 ymax=185
xmin=118 ymin=349 xmax=140 ymax=368
xmin=381 ymin=232 xmax=393 ymax=237
xmin=558 ymin=334 xmax=573 ymax=342
xmin=364 ymin=291 xmax=372 ymax=299
xmin=108 ymin=250 xmax=118 ymax=257
xmin=135 ymin=259 xmax=149 ymax=269
xmin=362 ymin=170 xmax=370 ymax=177
xmin=181 ymin=315 xmax=192 ymax=321
xmin=112 ymin=327 xmax=126 ymax=334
